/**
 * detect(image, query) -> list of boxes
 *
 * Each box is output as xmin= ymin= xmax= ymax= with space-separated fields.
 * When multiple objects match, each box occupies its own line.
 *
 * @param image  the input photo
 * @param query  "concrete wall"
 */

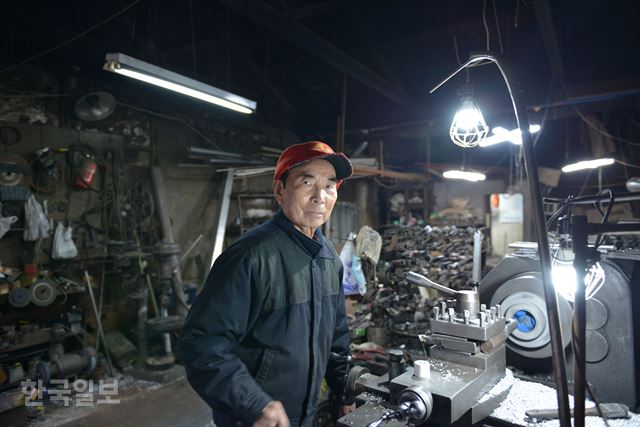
xmin=432 ymin=179 xmax=507 ymax=220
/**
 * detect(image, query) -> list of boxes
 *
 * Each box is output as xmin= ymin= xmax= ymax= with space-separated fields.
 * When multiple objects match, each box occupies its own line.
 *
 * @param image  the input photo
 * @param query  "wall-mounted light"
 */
xmin=561 ymin=158 xmax=614 ymax=173
xmin=442 ymin=169 xmax=486 ymax=182
xmin=449 ymin=84 xmax=489 ymax=148
xmin=479 ymin=124 xmax=541 ymax=147
xmin=103 ymin=53 xmax=257 ymax=114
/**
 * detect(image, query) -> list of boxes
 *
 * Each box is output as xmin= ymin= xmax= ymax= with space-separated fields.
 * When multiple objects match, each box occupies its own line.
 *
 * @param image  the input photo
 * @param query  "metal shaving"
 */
xmin=478 ymin=368 xmax=514 ymax=404
xmin=491 ymin=375 xmax=640 ymax=426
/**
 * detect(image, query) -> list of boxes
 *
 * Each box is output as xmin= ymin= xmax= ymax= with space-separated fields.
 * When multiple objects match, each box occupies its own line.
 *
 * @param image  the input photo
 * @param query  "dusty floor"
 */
xmin=1 ymin=375 xmax=212 ymax=427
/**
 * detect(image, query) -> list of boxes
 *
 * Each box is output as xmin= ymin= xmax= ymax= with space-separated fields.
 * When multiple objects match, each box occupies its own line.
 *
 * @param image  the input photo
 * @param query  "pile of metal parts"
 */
xmin=381 ymin=225 xmax=477 ymax=290
xmin=338 ymin=271 xmax=516 ymax=426
xmin=370 ymin=226 xmax=480 ymax=348
xmin=0 ymin=311 xmax=97 ymax=414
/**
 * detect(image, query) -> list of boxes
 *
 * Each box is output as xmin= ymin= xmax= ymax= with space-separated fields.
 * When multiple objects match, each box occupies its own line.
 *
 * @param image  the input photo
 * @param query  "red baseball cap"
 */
xmin=274 ymin=141 xmax=353 ymax=187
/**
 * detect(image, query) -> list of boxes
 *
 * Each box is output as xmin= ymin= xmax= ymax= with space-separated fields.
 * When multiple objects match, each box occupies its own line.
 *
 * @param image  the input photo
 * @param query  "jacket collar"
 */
xmin=273 ymin=209 xmax=334 ymax=259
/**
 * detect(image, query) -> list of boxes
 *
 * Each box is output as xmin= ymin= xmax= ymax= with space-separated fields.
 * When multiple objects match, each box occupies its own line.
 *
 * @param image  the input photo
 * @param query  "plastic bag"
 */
xmin=355 ymin=225 xmax=382 ymax=263
xmin=340 ymin=233 xmax=367 ymax=296
xmin=52 ymin=222 xmax=78 ymax=259
xmin=23 ymin=195 xmax=50 ymax=241
xmin=0 ymin=215 xmax=17 ymax=239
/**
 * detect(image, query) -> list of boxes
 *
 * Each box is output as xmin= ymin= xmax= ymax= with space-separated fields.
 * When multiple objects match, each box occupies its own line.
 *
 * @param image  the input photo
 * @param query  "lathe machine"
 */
xmin=338 ymin=272 xmax=516 ymax=427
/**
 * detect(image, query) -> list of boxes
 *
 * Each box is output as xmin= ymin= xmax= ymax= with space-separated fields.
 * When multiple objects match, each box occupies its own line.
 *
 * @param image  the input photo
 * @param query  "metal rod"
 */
xmin=544 ymin=192 xmax=640 ymax=205
xmin=491 ymin=55 xmax=571 ymax=427
xmin=150 ymin=167 xmax=189 ymax=316
xmin=211 ymin=169 xmax=235 ymax=268
xmin=472 ymin=230 xmax=483 ymax=282
xmin=571 ymin=215 xmax=588 ymax=427
xmin=406 ymin=272 xmax=457 ymax=297
xmin=188 ymin=147 xmax=245 ymax=157
xmin=145 ymin=274 xmax=160 ymax=318
xmin=84 ymin=271 xmax=115 ymax=376
xmin=429 ymin=56 xmax=488 ymax=94
xmin=179 ymin=233 xmax=205 ymax=265
xmin=338 ymin=73 xmax=348 ymax=153
xmin=589 ymin=222 xmax=640 ymax=235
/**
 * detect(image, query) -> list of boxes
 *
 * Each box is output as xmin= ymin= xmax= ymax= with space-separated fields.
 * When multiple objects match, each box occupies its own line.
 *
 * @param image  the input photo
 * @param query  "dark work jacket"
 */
xmin=179 ymin=210 xmax=351 ymax=427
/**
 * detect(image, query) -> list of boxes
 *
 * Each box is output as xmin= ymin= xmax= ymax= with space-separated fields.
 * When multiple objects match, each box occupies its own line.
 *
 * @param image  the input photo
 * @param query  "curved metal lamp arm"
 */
xmin=429 ymin=53 xmax=571 ymax=427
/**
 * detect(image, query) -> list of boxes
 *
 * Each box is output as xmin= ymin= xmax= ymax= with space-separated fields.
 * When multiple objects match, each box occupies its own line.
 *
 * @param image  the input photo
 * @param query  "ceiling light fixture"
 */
xmin=479 ymin=124 xmax=541 ymax=147
xmin=103 ymin=53 xmax=257 ymax=114
xmin=442 ymin=169 xmax=486 ymax=182
xmin=561 ymin=158 xmax=614 ymax=173
xmin=449 ymin=84 xmax=489 ymax=148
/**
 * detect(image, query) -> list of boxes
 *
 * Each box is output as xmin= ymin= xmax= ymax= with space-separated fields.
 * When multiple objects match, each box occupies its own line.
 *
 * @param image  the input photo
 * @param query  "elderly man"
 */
xmin=180 ymin=141 xmax=354 ymax=427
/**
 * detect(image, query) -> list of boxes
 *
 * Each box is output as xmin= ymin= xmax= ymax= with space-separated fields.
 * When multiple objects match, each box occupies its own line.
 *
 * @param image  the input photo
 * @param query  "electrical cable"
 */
xmin=593 ymin=190 xmax=614 ymax=248
xmin=482 ymin=0 xmax=491 ymax=51
xmin=560 ymin=82 xmax=640 ymax=146
xmin=373 ymin=177 xmax=399 ymax=189
xmin=0 ymin=92 xmax=80 ymax=98
xmin=189 ymin=0 xmax=198 ymax=79
xmin=622 ymin=110 xmax=640 ymax=130
xmin=593 ymin=190 xmax=613 ymax=221
xmin=491 ymin=0 xmax=504 ymax=54
xmin=578 ymin=169 xmax=594 ymax=197
xmin=117 ymin=101 xmax=221 ymax=149
xmin=614 ymin=159 xmax=640 ymax=168
xmin=0 ymin=0 xmax=142 ymax=74
xmin=483 ymin=150 xmax=510 ymax=174
xmin=545 ymin=196 xmax=572 ymax=229
xmin=452 ymin=35 xmax=463 ymax=66
xmin=533 ymin=77 xmax=556 ymax=147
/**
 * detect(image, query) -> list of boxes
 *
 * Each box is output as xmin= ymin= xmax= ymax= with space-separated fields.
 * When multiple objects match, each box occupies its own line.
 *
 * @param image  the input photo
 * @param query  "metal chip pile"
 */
xmin=381 ymin=225 xmax=476 ymax=290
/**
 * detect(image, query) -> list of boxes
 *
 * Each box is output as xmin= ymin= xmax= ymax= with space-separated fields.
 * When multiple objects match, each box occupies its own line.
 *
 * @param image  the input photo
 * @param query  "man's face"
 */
xmin=273 ymin=158 xmax=338 ymax=238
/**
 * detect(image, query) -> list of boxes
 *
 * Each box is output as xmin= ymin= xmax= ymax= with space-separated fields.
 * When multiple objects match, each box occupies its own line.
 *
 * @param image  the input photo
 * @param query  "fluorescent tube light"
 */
xmin=443 ymin=170 xmax=486 ymax=182
xmin=479 ymin=124 xmax=541 ymax=147
xmin=561 ymin=158 xmax=614 ymax=173
xmin=104 ymin=53 xmax=256 ymax=114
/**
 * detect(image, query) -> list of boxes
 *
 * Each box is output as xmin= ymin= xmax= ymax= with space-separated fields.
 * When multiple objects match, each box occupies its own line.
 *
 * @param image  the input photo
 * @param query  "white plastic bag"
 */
xmin=340 ymin=233 xmax=367 ymax=296
xmin=52 ymin=222 xmax=78 ymax=259
xmin=23 ymin=195 xmax=50 ymax=241
xmin=0 ymin=215 xmax=17 ymax=239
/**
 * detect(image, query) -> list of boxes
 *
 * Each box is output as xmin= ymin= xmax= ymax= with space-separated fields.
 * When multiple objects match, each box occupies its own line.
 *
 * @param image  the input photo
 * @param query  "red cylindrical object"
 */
xmin=74 ymin=157 xmax=97 ymax=190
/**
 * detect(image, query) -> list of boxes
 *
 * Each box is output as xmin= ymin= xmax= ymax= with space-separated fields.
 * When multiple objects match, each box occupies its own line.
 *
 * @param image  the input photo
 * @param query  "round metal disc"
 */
xmin=8 ymin=287 xmax=31 ymax=307
xmin=0 ymin=152 xmax=28 ymax=186
xmin=30 ymin=280 xmax=57 ymax=306
xmin=586 ymin=298 xmax=608 ymax=330
xmin=490 ymin=271 xmax=572 ymax=359
xmin=585 ymin=330 xmax=609 ymax=363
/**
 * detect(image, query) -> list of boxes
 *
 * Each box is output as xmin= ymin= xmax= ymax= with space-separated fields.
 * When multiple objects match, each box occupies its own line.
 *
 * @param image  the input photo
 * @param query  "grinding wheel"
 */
xmin=30 ymin=280 xmax=57 ymax=307
xmin=8 ymin=287 xmax=30 ymax=307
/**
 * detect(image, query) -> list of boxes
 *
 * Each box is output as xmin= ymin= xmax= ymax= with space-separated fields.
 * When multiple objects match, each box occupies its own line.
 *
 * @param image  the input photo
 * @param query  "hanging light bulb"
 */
xmin=449 ymin=84 xmax=489 ymax=148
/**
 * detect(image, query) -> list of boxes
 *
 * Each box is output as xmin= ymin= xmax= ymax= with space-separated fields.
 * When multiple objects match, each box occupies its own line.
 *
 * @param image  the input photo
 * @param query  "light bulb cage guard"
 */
xmin=449 ymin=96 xmax=489 ymax=148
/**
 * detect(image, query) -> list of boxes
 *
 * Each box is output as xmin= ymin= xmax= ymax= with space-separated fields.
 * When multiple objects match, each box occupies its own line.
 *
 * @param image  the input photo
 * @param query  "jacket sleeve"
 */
xmin=179 ymin=247 xmax=273 ymax=424
xmin=324 ymin=266 xmax=354 ymax=404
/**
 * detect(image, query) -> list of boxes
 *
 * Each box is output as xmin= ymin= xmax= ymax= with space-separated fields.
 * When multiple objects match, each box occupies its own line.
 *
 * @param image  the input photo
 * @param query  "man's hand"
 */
xmin=339 ymin=403 xmax=356 ymax=417
xmin=253 ymin=401 xmax=290 ymax=427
